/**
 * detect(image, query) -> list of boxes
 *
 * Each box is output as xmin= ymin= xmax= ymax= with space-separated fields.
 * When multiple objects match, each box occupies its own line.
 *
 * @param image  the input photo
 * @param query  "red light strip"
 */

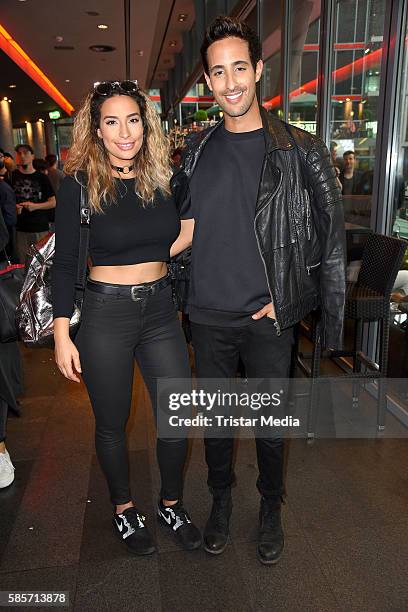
xmin=263 ymin=47 xmax=382 ymax=109
xmin=0 ymin=23 xmax=74 ymax=116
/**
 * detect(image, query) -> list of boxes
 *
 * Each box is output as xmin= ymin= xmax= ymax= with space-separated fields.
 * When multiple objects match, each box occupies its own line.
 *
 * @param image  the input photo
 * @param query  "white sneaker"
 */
xmin=0 ymin=450 xmax=15 ymax=488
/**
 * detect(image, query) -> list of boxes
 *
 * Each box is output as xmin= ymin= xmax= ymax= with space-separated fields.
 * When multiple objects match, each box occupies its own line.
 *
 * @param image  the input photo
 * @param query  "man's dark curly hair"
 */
xmin=200 ymin=16 xmax=262 ymax=75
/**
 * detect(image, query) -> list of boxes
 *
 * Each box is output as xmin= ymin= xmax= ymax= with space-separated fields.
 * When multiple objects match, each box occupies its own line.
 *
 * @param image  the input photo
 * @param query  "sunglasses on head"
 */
xmin=93 ymin=80 xmax=139 ymax=96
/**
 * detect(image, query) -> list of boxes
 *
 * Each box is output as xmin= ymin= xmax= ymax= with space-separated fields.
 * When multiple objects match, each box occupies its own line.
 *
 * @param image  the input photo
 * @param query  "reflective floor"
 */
xmin=1 ymin=344 xmax=408 ymax=611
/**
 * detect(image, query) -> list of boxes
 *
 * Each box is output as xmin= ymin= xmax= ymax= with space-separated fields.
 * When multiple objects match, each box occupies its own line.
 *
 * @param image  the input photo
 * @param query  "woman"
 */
xmin=52 ymin=80 xmax=198 ymax=555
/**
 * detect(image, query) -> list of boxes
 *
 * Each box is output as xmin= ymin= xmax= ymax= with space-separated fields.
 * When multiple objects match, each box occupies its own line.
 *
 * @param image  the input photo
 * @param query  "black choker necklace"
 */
xmin=111 ymin=163 xmax=134 ymax=175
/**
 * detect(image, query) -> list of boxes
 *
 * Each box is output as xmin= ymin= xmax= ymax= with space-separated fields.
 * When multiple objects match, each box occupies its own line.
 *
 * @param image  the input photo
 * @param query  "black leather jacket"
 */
xmin=172 ymin=108 xmax=346 ymax=350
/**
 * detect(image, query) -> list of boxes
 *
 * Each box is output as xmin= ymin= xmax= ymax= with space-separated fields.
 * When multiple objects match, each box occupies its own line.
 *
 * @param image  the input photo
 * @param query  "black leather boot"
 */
xmin=203 ymin=487 xmax=232 ymax=555
xmin=257 ymin=496 xmax=284 ymax=565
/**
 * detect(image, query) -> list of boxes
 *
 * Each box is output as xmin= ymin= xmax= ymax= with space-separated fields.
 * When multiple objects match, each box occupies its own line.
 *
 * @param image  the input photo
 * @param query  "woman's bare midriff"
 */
xmin=89 ymin=261 xmax=168 ymax=285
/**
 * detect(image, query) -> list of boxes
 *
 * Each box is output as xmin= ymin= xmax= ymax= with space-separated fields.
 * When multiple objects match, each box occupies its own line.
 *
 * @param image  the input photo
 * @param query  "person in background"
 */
xmin=330 ymin=141 xmax=342 ymax=171
xmin=45 ymin=155 xmax=64 ymax=232
xmin=4 ymin=152 xmax=16 ymax=175
xmin=33 ymin=158 xmax=49 ymax=175
xmin=45 ymin=154 xmax=64 ymax=194
xmin=171 ymin=148 xmax=183 ymax=167
xmin=0 ymin=208 xmax=23 ymax=488
xmin=0 ymin=178 xmax=17 ymax=261
xmin=12 ymin=144 xmax=55 ymax=263
xmin=339 ymin=150 xmax=363 ymax=196
xmin=0 ymin=149 xmax=12 ymax=184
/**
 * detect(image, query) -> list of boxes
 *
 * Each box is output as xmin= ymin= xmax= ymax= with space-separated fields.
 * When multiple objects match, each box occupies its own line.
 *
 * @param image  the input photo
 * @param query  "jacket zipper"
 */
xmin=306 ymin=261 xmax=321 ymax=275
xmin=304 ymin=188 xmax=311 ymax=241
xmin=254 ymin=167 xmax=283 ymax=336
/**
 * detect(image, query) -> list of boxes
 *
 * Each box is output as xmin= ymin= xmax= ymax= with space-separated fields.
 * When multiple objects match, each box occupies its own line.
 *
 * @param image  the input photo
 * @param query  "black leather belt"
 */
xmin=87 ymin=274 xmax=171 ymax=301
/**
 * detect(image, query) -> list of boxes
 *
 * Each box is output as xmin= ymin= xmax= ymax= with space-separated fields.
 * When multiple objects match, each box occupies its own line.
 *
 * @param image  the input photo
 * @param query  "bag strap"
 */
xmin=74 ymin=185 xmax=90 ymax=297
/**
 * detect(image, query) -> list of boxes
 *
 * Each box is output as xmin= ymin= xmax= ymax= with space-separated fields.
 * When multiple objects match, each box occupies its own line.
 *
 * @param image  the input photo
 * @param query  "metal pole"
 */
xmin=316 ymin=0 xmax=335 ymax=144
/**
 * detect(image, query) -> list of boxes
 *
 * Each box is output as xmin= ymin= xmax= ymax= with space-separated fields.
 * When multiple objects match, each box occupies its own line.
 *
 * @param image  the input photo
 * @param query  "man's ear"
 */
xmin=204 ymin=72 xmax=213 ymax=92
xmin=255 ymin=59 xmax=264 ymax=83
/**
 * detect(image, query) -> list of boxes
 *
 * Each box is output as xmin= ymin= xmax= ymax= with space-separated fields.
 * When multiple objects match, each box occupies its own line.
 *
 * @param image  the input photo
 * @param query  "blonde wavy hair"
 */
xmin=64 ymin=85 xmax=172 ymax=212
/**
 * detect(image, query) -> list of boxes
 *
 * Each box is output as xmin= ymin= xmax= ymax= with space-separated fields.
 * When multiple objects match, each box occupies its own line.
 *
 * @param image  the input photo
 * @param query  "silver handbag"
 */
xmin=16 ymin=184 xmax=90 ymax=347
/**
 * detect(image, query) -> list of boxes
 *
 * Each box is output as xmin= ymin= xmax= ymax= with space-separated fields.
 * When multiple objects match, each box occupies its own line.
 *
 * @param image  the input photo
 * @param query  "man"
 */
xmin=0 ymin=149 xmax=11 ymax=183
xmin=339 ymin=150 xmax=363 ymax=196
xmin=176 ymin=16 xmax=345 ymax=565
xmin=12 ymin=144 xmax=55 ymax=263
xmin=45 ymin=154 xmax=64 ymax=194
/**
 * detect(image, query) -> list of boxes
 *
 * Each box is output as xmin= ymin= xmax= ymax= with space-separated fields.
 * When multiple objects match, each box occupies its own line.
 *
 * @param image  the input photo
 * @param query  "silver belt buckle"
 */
xmin=131 ymin=285 xmax=150 ymax=301
xmin=131 ymin=286 xmax=142 ymax=301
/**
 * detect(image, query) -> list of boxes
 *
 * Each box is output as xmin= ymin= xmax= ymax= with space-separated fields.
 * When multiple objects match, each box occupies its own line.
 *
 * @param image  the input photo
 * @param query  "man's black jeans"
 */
xmin=190 ymin=317 xmax=295 ymax=499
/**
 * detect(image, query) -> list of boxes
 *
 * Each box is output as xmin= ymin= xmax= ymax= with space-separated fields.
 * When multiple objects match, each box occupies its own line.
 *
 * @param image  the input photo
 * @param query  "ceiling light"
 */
xmin=169 ymin=40 xmax=177 ymax=47
xmin=89 ymin=44 xmax=115 ymax=52
xmin=9 ymin=84 xmax=16 ymax=88
xmin=8 ymin=99 xmax=11 ymax=103
xmin=97 ymin=24 xmax=108 ymax=29
xmin=55 ymin=36 xmax=64 ymax=42
xmin=178 ymin=14 xmax=188 ymax=22
xmin=37 ymin=100 xmax=44 ymax=104
xmin=3 ymin=96 xmax=8 ymax=101
xmin=65 ymin=79 xmax=70 ymax=83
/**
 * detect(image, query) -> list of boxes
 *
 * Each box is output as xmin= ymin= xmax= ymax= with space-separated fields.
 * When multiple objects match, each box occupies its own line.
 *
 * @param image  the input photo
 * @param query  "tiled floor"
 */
xmin=1 ymin=344 xmax=408 ymax=611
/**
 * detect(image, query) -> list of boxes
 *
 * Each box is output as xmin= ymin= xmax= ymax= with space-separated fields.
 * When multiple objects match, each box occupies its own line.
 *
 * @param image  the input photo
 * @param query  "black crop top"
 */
xmin=52 ymin=175 xmax=180 ymax=318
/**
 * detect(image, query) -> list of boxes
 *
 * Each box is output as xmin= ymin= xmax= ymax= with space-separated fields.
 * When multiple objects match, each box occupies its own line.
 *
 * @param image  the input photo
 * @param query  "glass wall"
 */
xmin=288 ymin=0 xmax=321 ymax=134
xmin=260 ymin=0 xmax=283 ymax=117
xmin=388 ymin=8 xmax=408 ymax=379
xmin=329 ymin=0 xmax=386 ymax=229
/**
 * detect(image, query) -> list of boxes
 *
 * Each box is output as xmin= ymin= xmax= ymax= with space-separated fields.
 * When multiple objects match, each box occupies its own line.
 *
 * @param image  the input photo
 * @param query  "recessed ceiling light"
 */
xmin=37 ymin=100 xmax=44 ymax=104
xmin=169 ymin=40 xmax=177 ymax=47
xmin=9 ymin=84 xmax=16 ymax=88
xmin=97 ymin=24 xmax=108 ymax=29
xmin=65 ymin=79 xmax=70 ymax=83
xmin=55 ymin=36 xmax=64 ymax=42
xmin=178 ymin=14 xmax=188 ymax=22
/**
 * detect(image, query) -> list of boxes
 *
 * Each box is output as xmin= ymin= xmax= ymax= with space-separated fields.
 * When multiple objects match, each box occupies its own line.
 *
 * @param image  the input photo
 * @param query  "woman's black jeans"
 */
xmin=75 ymin=278 xmax=190 ymax=506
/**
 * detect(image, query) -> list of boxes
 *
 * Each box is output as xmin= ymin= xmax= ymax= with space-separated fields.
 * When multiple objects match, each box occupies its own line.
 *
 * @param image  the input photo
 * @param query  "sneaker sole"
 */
xmin=157 ymin=515 xmax=202 ymax=551
xmin=0 ymin=473 xmax=15 ymax=488
xmin=113 ymin=526 xmax=156 ymax=556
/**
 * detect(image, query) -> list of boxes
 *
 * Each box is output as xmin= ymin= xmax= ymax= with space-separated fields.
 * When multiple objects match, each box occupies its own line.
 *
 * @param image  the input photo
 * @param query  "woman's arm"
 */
xmin=170 ymin=219 xmax=194 ymax=257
